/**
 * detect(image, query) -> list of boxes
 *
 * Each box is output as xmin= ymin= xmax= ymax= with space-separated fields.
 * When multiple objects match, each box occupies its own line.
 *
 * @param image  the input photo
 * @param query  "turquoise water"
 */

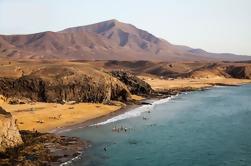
xmin=64 ymin=85 xmax=251 ymax=166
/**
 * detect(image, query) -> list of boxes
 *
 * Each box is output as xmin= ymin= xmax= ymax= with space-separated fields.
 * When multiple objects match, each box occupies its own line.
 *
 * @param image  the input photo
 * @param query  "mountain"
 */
xmin=0 ymin=19 xmax=250 ymax=61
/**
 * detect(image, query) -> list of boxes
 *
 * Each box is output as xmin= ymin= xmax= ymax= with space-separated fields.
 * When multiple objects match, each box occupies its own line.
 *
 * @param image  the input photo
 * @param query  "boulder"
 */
xmin=0 ymin=107 xmax=23 ymax=153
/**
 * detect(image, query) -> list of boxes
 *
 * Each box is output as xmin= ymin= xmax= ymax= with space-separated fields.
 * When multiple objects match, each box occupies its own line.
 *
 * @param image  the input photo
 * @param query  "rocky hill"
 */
xmin=0 ymin=65 xmax=131 ymax=103
xmin=103 ymin=60 xmax=251 ymax=79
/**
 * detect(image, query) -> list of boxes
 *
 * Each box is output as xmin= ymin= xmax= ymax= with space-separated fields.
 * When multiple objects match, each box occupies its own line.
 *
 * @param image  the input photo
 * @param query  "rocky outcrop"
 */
xmin=0 ymin=130 xmax=89 ymax=165
xmin=0 ymin=95 xmax=6 ymax=105
xmin=111 ymin=71 xmax=153 ymax=96
xmin=225 ymin=66 xmax=251 ymax=79
xmin=0 ymin=107 xmax=23 ymax=153
xmin=0 ymin=67 xmax=131 ymax=103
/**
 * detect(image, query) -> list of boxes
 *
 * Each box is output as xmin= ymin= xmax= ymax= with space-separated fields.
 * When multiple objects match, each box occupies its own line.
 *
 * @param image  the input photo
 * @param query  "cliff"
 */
xmin=111 ymin=70 xmax=153 ymax=96
xmin=0 ymin=66 xmax=131 ymax=103
xmin=226 ymin=65 xmax=251 ymax=79
xmin=0 ymin=107 xmax=23 ymax=153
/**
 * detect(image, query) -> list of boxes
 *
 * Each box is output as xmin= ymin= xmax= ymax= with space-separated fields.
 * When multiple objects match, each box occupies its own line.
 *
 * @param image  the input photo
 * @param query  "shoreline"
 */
xmin=52 ymin=81 xmax=251 ymax=135
xmin=55 ymin=83 xmax=251 ymax=165
xmin=50 ymin=84 xmax=233 ymax=165
xmin=50 ymin=98 xmax=158 ymax=134
xmin=62 ymin=82 xmax=251 ymax=166
xmin=1 ymin=78 xmax=250 ymax=133
xmin=51 ymin=88 xmax=206 ymax=135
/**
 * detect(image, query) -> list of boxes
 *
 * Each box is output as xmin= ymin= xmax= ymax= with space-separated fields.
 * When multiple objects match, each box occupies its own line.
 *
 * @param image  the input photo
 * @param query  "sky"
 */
xmin=0 ymin=0 xmax=250 ymax=55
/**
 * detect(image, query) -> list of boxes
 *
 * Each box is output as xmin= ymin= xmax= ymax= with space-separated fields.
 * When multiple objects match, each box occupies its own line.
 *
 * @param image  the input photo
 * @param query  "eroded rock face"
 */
xmin=111 ymin=71 xmax=153 ymax=96
xmin=0 ymin=107 xmax=23 ymax=153
xmin=0 ymin=67 xmax=131 ymax=103
xmin=226 ymin=66 xmax=251 ymax=79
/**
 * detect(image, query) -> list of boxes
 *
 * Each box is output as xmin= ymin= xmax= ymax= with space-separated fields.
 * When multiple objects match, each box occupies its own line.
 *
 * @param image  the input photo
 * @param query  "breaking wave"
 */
xmin=92 ymin=94 xmax=178 ymax=126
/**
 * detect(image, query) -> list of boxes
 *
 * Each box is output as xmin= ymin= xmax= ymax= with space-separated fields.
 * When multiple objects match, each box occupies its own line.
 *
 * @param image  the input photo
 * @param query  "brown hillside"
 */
xmin=0 ymin=20 xmax=250 ymax=61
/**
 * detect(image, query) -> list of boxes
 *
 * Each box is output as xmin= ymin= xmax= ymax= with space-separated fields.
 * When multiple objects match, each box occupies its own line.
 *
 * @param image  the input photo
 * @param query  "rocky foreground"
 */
xmin=0 ymin=130 xmax=88 ymax=166
xmin=0 ymin=108 xmax=88 ymax=166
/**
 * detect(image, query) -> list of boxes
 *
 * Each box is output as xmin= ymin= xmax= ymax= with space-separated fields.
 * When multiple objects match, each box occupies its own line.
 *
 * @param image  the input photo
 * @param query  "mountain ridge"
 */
xmin=0 ymin=19 xmax=250 ymax=61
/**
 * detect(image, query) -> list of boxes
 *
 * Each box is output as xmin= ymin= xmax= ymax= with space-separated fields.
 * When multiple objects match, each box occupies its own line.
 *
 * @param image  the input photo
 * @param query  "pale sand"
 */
xmin=0 ymin=94 xmax=145 ymax=132
xmin=139 ymin=76 xmax=251 ymax=90
xmin=131 ymin=95 xmax=145 ymax=101
xmin=0 ymin=101 xmax=122 ymax=132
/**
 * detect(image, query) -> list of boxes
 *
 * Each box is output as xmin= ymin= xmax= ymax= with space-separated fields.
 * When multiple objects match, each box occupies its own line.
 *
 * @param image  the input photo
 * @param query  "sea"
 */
xmin=62 ymin=84 xmax=251 ymax=166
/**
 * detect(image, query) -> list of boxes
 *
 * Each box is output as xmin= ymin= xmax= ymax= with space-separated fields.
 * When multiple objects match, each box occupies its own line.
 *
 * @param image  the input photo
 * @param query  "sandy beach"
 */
xmin=139 ymin=76 xmax=251 ymax=90
xmin=0 ymin=100 xmax=122 ymax=132
xmin=0 ymin=95 xmax=145 ymax=132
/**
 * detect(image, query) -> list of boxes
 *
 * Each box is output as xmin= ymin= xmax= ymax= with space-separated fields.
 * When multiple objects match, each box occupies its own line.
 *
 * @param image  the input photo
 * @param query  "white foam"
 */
xmin=55 ymin=128 xmax=73 ymax=134
xmin=213 ymin=85 xmax=226 ymax=88
xmin=92 ymin=94 xmax=178 ymax=126
xmin=60 ymin=152 xmax=83 ymax=166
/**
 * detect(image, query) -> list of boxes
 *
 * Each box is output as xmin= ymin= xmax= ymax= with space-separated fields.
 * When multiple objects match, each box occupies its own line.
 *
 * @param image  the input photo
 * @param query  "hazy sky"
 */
xmin=0 ymin=0 xmax=250 ymax=55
